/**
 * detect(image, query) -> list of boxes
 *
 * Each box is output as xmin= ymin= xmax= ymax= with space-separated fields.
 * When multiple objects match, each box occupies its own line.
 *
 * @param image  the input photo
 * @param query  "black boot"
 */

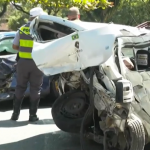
xmin=29 ymin=99 xmax=40 ymax=122
xmin=11 ymin=97 xmax=23 ymax=121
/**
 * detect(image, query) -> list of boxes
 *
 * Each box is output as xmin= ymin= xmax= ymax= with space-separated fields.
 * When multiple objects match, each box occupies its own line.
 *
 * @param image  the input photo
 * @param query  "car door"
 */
xmin=30 ymin=18 xmax=79 ymax=42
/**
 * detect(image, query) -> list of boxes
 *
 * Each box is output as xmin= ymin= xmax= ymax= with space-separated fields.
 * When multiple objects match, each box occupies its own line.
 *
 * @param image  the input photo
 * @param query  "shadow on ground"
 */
xmin=0 ymin=131 xmax=102 ymax=150
xmin=0 ymin=94 xmax=149 ymax=150
xmin=0 ymin=94 xmax=55 ymax=112
xmin=0 ymin=119 xmax=54 ymax=128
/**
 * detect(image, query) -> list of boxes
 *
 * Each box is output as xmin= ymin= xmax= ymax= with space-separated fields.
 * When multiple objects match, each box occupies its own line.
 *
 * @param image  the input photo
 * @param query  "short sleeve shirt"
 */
xmin=13 ymin=31 xmax=20 ymax=46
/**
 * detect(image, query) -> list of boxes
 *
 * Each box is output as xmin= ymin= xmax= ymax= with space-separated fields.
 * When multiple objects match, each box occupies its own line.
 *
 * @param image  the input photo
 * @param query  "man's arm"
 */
xmin=12 ymin=31 xmax=20 ymax=51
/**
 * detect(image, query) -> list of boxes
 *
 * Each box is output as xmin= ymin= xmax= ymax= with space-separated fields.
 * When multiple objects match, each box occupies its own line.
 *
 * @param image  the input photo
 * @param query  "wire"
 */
xmin=80 ymin=67 xmax=95 ymax=150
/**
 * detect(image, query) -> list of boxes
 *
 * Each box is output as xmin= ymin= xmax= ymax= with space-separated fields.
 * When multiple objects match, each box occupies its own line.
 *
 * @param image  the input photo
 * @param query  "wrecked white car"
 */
xmin=30 ymin=15 xmax=150 ymax=150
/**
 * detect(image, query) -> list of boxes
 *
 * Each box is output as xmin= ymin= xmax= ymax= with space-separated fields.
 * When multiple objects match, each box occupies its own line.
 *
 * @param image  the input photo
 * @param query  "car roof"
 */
xmin=37 ymin=15 xmax=150 ymax=35
xmin=2 ymin=32 xmax=16 ymax=36
xmin=0 ymin=31 xmax=16 ymax=39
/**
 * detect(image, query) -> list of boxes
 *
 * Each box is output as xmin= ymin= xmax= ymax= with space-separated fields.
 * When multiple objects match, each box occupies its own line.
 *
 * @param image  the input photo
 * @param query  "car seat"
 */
xmin=136 ymin=50 xmax=150 ymax=70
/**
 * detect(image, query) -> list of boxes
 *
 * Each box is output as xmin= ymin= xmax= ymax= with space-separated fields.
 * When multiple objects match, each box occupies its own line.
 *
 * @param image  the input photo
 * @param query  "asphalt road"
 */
xmin=0 ymin=97 xmax=102 ymax=150
xmin=0 ymin=96 xmax=150 ymax=150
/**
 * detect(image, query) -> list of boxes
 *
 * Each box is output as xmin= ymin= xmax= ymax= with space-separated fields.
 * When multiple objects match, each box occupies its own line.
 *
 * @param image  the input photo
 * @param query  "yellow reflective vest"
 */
xmin=19 ymin=22 xmax=33 ymax=59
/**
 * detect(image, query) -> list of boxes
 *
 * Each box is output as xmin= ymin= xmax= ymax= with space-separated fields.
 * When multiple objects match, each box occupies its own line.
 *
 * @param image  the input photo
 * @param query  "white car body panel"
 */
xmin=32 ymin=26 xmax=118 ymax=75
xmin=30 ymin=15 xmax=150 ymax=75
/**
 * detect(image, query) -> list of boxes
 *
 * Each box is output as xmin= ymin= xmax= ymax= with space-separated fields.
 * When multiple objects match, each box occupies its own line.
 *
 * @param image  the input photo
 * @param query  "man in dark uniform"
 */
xmin=11 ymin=7 xmax=47 ymax=122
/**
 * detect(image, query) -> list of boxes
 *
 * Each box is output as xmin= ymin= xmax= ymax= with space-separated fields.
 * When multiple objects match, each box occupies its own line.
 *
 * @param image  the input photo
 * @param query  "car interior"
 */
xmin=121 ymin=47 xmax=150 ymax=71
xmin=100 ymin=42 xmax=150 ymax=117
xmin=33 ymin=21 xmax=75 ymax=42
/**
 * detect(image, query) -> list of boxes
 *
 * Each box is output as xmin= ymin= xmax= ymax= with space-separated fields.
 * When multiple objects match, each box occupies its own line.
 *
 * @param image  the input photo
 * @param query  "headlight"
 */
xmin=115 ymin=79 xmax=134 ymax=103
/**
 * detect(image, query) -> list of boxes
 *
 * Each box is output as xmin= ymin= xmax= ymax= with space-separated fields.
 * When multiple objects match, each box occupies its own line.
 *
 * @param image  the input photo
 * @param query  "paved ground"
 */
xmin=0 ymin=98 xmax=102 ymax=150
xmin=0 ymin=97 xmax=150 ymax=150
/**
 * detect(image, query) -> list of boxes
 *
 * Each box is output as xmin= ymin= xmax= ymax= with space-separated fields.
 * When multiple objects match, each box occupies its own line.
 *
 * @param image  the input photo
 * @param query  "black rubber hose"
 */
xmin=80 ymin=67 xmax=95 ymax=150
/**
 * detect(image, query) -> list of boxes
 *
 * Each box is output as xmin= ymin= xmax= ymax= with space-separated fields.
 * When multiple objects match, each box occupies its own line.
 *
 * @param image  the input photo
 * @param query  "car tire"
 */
xmin=126 ymin=115 xmax=145 ymax=150
xmin=51 ymin=90 xmax=89 ymax=133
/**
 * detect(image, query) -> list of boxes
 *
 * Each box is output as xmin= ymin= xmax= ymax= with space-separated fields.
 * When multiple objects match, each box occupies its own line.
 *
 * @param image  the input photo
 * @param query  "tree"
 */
xmin=8 ymin=9 xmax=29 ymax=30
xmin=3 ymin=0 xmax=113 ymax=16
xmin=81 ymin=0 xmax=150 ymax=26
xmin=8 ymin=2 xmax=35 ymax=30
xmin=81 ymin=0 xmax=120 ymax=22
xmin=6 ymin=0 xmax=114 ymax=30
xmin=0 ymin=0 xmax=8 ymax=17
xmin=105 ymin=0 xmax=150 ymax=26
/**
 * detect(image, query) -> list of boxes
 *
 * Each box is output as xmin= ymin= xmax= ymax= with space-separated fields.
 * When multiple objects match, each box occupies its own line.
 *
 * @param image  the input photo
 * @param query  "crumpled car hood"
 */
xmin=31 ymin=22 xmax=150 ymax=76
xmin=32 ymin=26 xmax=119 ymax=75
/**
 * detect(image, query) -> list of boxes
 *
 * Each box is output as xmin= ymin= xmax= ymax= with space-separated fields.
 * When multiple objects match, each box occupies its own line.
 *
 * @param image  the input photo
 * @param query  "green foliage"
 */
xmin=7 ymin=0 xmax=112 ymax=30
xmin=8 ymin=11 xmax=28 ymax=30
xmin=0 ymin=0 xmax=8 ymax=17
xmin=6 ymin=0 xmax=150 ymax=30
xmin=7 ymin=2 xmax=33 ymax=30
xmin=14 ymin=0 xmax=112 ymax=11
xmin=80 ymin=0 xmax=150 ymax=26
xmin=0 ymin=0 xmax=113 ymax=17
xmin=105 ymin=0 xmax=150 ymax=26
xmin=0 ymin=0 xmax=8 ymax=4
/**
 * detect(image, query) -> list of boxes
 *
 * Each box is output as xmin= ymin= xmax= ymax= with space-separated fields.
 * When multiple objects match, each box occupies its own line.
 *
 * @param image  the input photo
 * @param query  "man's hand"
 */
xmin=12 ymin=44 xmax=19 ymax=50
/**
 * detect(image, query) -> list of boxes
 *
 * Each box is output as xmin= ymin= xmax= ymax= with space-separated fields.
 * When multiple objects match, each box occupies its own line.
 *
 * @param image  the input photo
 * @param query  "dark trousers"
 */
xmin=15 ymin=58 xmax=43 ymax=102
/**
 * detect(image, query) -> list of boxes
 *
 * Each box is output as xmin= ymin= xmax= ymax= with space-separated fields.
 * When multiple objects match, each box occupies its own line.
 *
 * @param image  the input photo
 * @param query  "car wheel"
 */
xmin=51 ymin=90 xmax=89 ymax=133
xmin=125 ymin=115 xmax=145 ymax=150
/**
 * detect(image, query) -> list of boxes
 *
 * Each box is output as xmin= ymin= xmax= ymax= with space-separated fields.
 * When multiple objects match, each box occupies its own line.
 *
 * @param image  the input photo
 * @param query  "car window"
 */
xmin=0 ymin=38 xmax=14 ymax=45
xmin=0 ymin=34 xmax=4 ymax=39
xmin=9 ymin=38 xmax=14 ymax=44
xmin=122 ymin=48 xmax=134 ymax=58
xmin=35 ymin=21 xmax=75 ymax=42
xmin=0 ymin=39 xmax=10 ymax=44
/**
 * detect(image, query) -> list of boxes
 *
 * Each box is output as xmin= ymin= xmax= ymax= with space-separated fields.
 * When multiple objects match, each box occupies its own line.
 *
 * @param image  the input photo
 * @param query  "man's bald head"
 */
xmin=67 ymin=7 xmax=80 ymax=20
